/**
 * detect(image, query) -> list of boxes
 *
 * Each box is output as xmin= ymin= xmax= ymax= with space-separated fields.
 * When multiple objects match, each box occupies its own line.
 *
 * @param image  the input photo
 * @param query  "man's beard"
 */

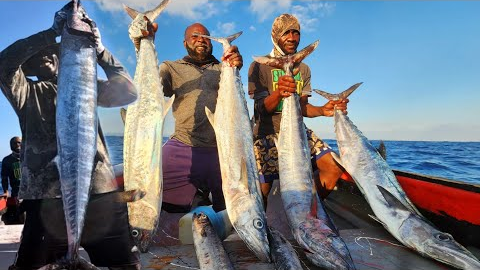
xmin=186 ymin=44 xmax=212 ymax=61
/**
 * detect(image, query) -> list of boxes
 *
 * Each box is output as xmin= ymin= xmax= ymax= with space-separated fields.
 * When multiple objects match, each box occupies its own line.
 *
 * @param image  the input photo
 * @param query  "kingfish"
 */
xmin=267 ymin=226 xmax=303 ymax=270
xmin=202 ymin=32 xmax=270 ymax=262
xmin=123 ymin=0 xmax=173 ymax=253
xmin=315 ymin=84 xmax=480 ymax=270
xmin=40 ymin=1 xmax=100 ymax=269
xmin=192 ymin=212 xmax=235 ymax=270
xmin=253 ymin=41 xmax=356 ymax=270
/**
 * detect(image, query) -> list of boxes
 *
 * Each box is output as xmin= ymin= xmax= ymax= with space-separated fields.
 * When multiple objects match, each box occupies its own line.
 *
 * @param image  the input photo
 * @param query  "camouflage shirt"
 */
xmin=0 ymin=29 xmax=137 ymax=199
xmin=160 ymin=58 xmax=221 ymax=147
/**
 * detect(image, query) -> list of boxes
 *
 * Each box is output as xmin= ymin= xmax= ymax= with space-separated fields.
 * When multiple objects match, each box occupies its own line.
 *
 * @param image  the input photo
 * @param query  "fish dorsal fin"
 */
xmin=124 ymin=0 xmax=170 ymax=21
xmin=330 ymin=151 xmax=344 ymax=168
xmin=253 ymin=40 xmax=319 ymax=75
xmin=313 ymin=82 xmax=363 ymax=101
xmin=205 ymin=107 xmax=215 ymax=130
xmin=195 ymin=31 xmax=242 ymax=52
xmin=120 ymin=108 xmax=127 ymax=125
xmin=163 ymin=95 xmax=175 ymax=119
xmin=376 ymin=185 xmax=410 ymax=212
xmin=377 ymin=140 xmax=387 ymax=160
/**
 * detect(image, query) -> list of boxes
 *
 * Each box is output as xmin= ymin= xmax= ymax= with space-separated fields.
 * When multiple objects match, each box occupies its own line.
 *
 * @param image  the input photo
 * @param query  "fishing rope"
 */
xmin=354 ymin=236 xmax=405 ymax=256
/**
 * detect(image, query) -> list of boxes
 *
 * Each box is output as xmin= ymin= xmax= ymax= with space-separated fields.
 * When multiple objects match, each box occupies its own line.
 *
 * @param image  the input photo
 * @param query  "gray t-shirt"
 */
xmin=248 ymin=61 xmax=311 ymax=137
xmin=160 ymin=59 xmax=221 ymax=147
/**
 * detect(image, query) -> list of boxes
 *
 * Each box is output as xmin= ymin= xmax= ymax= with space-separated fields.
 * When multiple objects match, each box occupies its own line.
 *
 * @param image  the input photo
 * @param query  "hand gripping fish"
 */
xmin=123 ymin=0 xmax=174 ymax=253
xmin=253 ymin=41 xmax=356 ymax=270
xmin=315 ymin=84 xmax=480 ymax=270
xmin=39 ymin=1 xmax=100 ymax=269
xmin=192 ymin=212 xmax=235 ymax=270
xmin=201 ymin=32 xmax=271 ymax=262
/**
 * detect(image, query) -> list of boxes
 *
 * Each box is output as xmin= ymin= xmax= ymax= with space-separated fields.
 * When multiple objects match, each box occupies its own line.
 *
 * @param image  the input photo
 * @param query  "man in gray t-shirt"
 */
xmin=138 ymin=22 xmax=243 ymax=213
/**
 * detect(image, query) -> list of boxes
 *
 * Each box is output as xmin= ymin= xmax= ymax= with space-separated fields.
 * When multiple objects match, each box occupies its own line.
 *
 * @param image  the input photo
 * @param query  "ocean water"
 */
xmin=104 ymin=136 xmax=480 ymax=185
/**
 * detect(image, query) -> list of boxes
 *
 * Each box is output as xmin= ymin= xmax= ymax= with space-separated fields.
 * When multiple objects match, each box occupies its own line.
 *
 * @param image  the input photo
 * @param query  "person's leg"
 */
xmin=11 ymin=199 xmax=48 ymax=270
xmin=193 ymin=146 xmax=225 ymax=212
xmin=81 ymin=192 xmax=140 ymax=269
xmin=253 ymin=135 xmax=280 ymax=210
xmin=161 ymin=139 xmax=198 ymax=213
xmin=307 ymin=129 xmax=344 ymax=199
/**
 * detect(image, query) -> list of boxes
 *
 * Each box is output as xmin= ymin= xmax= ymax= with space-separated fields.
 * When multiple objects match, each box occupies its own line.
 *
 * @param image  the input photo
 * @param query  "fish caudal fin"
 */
xmin=195 ymin=32 xmax=242 ymax=50
xmin=314 ymin=82 xmax=363 ymax=101
xmin=120 ymin=107 xmax=127 ymax=124
xmin=253 ymin=40 xmax=319 ymax=75
xmin=124 ymin=0 xmax=170 ymax=21
xmin=205 ymin=107 xmax=215 ymax=130
xmin=163 ymin=95 xmax=175 ymax=119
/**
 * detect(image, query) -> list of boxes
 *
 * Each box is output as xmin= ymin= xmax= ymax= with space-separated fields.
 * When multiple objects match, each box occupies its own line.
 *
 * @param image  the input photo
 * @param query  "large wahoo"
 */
xmin=315 ymin=84 xmax=480 ymax=270
xmin=202 ymin=32 xmax=270 ymax=262
xmin=41 ymin=1 xmax=100 ymax=269
xmin=253 ymin=41 xmax=356 ymax=270
xmin=123 ymin=0 xmax=173 ymax=253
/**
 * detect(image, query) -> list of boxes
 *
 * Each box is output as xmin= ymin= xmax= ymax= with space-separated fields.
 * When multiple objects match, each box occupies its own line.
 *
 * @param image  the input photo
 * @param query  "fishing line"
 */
xmin=354 ymin=236 xmax=405 ymax=256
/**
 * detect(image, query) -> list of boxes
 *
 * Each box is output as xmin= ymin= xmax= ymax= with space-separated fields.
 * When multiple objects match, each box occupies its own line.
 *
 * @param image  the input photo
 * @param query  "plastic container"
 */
xmin=178 ymin=205 xmax=232 ymax=244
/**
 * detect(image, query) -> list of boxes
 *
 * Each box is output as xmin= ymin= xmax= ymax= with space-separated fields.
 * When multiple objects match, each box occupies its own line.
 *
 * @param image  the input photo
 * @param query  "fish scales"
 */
xmin=203 ymin=33 xmax=270 ymax=262
xmin=315 ymin=84 xmax=480 ymax=270
xmin=55 ymin=1 xmax=98 ymax=265
xmin=192 ymin=213 xmax=235 ymax=270
xmin=123 ymin=0 xmax=171 ymax=253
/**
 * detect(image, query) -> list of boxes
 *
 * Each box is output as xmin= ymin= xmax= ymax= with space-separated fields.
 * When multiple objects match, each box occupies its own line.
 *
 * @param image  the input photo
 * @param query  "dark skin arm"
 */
xmin=266 ymin=75 xmax=349 ymax=116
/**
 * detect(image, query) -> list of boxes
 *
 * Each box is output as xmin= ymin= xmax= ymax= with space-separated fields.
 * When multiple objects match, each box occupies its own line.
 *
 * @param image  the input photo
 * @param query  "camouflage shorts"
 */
xmin=253 ymin=129 xmax=332 ymax=184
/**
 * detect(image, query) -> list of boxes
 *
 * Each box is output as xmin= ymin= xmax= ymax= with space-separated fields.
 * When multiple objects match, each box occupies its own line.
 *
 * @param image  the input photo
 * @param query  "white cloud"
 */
xmin=249 ymin=25 xmax=257 ymax=31
xmin=249 ymin=0 xmax=335 ymax=32
xmin=95 ymin=0 xmax=220 ymax=20
xmin=215 ymin=22 xmax=237 ymax=36
xmin=249 ymin=0 xmax=292 ymax=22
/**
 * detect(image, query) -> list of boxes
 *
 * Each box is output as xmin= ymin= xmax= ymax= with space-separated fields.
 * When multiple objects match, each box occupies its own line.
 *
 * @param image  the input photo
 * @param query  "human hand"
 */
xmin=277 ymin=75 xmax=297 ymax=98
xmin=129 ymin=16 xmax=158 ymax=51
xmin=221 ymin=45 xmax=243 ymax=69
xmin=91 ymin=27 xmax=105 ymax=55
xmin=322 ymin=98 xmax=349 ymax=116
xmin=51 ymin=2 xmax=72 ymax=36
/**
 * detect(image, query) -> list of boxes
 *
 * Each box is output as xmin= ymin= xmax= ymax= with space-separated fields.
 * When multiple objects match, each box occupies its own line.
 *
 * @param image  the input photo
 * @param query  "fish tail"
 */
xmin=195 ymin=31 xmax=243 ymax=50
xmin=314 ymin=82 xmax=363 ymax=101
xmin=124 ymin=0 xmax=170 ymax=21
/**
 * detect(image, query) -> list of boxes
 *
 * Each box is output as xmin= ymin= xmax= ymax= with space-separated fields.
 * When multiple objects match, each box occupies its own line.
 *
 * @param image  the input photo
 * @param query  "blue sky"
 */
xmin=0 ymin=0 xmax=479 ymax=157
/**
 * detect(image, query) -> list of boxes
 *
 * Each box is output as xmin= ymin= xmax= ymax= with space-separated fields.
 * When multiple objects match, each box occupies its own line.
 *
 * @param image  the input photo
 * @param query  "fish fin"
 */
xmin=368 ymin=214 xmax=387 ymax=227
xmin=376 ymin=185 xmax=410 ymax=212
xmin=330 ymin=151 xmax=344 ymax=167
xmin=116 ymin=189 xmax=146 ymax=203
xmin=314 ymin=82 xmax=363 ymax=101
xmin=377 ymin=140 xmax=387 ymax=160
xmin=196 ymin=32 xmax=242 ymax=50
xmin=163 ymin=95 xmax=175 ymax=119
xmin=123 ymin=5 xmax=140 ymax=19
xmin=205 ymin=107 xmax=215 ymax=129
xmin=291 ymin=40 xmax=319 ymax=66
xmin=78 ymin=256 xmax=102 ymax=270
xmin=120 ymin=107 xmax=127 ymax=125
xmin=252 ymin=55 xmax=284 ymax=70
xmin=144 ymin=0 xmax=170 ymax=22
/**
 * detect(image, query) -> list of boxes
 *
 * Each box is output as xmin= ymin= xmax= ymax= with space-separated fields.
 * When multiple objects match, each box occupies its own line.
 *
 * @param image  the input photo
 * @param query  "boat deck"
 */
xmin=0 ymin=181 xmax=478 ymax=269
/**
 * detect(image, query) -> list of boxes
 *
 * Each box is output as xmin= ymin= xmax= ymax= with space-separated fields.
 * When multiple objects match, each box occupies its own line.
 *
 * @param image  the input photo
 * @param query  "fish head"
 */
xmin=297 ymin=218 xmax=356 ymax=270
xmin=399 ymin=215 xmax=480 ymax=269
xmin=230 ymin=195 xmax=271 ymax=262
xmin=131 ymin=228 xmax=154 ymax=253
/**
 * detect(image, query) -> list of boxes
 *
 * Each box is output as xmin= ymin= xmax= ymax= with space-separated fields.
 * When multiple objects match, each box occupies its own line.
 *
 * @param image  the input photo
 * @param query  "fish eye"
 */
xmin=253 ymin=218 xmax=264 ymax=229
xmin=132 ymin=230 xmax=139 ymax=238
xmin=435 ymin=233 xmax=452 ymax=242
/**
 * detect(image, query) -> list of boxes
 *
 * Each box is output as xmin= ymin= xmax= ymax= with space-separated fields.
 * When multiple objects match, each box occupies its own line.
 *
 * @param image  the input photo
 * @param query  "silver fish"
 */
xmin=123 ymin=0 xmax=173 ymax=253
xmin=253 ymin=41 xmax=356 ymax=270
xmin=43 ymin=0 xmax=100 ymax=269
xmin=192 ymin=212 xmax=235 ymax=270
xmin=315 ymin=84 xmax=480 ymax=270
xmin=267 ymin=226 xmax=302 ymax=270
xmin=203 ymin=32 xmax=270 ymax=262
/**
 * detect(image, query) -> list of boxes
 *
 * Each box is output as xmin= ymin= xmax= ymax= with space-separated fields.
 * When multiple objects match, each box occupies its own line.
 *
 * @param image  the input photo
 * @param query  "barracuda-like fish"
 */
xmin=39 ymin=1 xmax=100 ymax=269
xmin=202 ymin=32 xmax=270 ymax=262
xmin=315 ymin=84 xmax=480 ymax=270
xmin=267 ymin=226 xmax=302 ymax=270
xmin=192 ymin=212 xmax=235 ymax=270
xmin=253 ymin=41 xmax=356 ymax=270
xmin=123 ymin=0 xmax=173 ymax=253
